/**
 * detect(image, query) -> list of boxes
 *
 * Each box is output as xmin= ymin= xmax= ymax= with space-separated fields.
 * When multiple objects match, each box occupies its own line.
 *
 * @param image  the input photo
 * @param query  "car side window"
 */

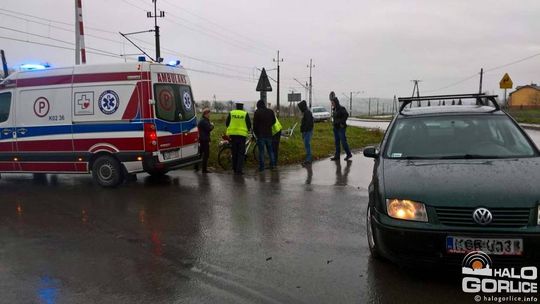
xmin=0 ymin=92 xmax=12 ymax=123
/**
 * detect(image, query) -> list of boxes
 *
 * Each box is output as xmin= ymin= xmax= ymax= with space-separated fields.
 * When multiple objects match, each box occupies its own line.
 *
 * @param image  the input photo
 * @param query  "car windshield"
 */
xmin=312 ymin=107 xmax=327 ymax=113
xmin=385 ymin=115 xmax=537 ymax=159
xmin=154 ymin=84 xmax=195 ymax=122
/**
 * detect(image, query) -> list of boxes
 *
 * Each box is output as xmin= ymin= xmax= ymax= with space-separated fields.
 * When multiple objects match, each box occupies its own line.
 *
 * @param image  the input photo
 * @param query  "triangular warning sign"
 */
xmin=499 ymin=73 xmax=513 ymax=89
xmin=256 ymin=68 xmax=273 ymax=92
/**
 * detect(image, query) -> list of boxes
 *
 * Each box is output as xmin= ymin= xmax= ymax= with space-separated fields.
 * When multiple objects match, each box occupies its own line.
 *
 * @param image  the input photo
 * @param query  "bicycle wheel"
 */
xmin=218 ymin=146 xmax=233 ymax=170
xmin=252 ymin=143 xmax=259 ymax=162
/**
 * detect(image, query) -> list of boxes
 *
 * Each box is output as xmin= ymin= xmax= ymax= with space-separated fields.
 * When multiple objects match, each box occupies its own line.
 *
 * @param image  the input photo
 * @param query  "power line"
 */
xmin=0 ymin=9 xmax=255 ymax=75
xmin=426 ymin=51 xmax=540 ymax=93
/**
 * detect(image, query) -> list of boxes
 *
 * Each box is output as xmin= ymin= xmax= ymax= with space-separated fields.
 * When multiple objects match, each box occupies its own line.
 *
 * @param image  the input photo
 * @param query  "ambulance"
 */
xmin=0 ymin=61 xmax=201 ymax=187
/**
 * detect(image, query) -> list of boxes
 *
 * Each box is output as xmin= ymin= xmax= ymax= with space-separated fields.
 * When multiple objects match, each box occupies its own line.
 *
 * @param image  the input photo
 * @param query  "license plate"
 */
xmin=446 ymin=236 xmax=523 ymax=255
xmin=163 ymin=150 xmax=180 ymax=160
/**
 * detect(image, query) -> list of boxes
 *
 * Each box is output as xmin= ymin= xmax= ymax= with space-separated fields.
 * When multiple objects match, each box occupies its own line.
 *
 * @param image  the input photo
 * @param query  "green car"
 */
xmin=363 ymin=94 xmax=540 ymax=266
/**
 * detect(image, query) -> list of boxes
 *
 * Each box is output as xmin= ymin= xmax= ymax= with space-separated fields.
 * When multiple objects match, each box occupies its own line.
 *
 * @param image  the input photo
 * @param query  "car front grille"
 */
xmin=435 ymin=207 xmax=532 ymax=228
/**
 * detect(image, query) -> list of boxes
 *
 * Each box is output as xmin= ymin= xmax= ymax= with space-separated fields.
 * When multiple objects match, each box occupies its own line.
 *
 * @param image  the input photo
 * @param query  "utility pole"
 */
xmin=478 ymin=68 xmax=484 ymax=94
xmin=411 ymin=80 xmax=422 ymax=107
xmin=307 ymin=59 xmax=315 ymax=108
xmin=273 ymin=50 xmax=284 ymax=117
xmin=368 ymin=98 xmax=371 ymax=116
xmin=392 ymin=95 xmax=397 ymax=113
xmin=74 ymin=0 xmax=86 ymax=64
xmin=342 ymin=91 xmax=362 ymax=116
xmin=147 ymin=0 xmax=165 ymax=62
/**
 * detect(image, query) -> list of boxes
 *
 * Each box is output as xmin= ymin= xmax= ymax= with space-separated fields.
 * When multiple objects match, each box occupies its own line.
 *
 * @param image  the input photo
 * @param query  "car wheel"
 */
xmin=366 ymin=206 xmax=382 ymax=259
xmin=92 ymin=155 xmax=124 ymax=187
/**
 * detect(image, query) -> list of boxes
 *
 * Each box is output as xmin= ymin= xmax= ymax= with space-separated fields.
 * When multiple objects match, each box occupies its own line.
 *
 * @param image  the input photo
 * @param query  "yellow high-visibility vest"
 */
xmin=226 ymin=110 xmax=249 ymax=137
xmin=272 ymin=116 xmax=283 ymax=135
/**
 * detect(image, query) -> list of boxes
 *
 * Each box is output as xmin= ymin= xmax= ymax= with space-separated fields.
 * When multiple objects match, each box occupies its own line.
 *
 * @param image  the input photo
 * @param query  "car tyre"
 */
xmin=366 ymin=206 xmax=382 ymax=259
xmin=92 ymin=155 xmax=124 ymax=187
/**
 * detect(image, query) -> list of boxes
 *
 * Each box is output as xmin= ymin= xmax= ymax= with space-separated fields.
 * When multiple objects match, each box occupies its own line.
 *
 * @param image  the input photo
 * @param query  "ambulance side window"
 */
xmin=0 ymin=92 xmax=11 ymax=123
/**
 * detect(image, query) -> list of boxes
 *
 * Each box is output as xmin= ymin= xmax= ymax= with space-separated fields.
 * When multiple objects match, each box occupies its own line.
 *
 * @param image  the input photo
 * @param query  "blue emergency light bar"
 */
xmin=20 ymin=63 xmax=50 ymax=71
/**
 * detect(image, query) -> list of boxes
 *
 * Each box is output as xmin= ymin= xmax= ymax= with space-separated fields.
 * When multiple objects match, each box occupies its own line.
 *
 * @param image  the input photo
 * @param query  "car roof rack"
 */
xmin=398 ymin=93 xmax=500 ymax=114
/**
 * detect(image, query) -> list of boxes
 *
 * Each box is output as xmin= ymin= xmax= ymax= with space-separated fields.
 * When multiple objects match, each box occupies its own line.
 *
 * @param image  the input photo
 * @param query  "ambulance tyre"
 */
xmin=92 ymin=155 xmax=124 ymax=187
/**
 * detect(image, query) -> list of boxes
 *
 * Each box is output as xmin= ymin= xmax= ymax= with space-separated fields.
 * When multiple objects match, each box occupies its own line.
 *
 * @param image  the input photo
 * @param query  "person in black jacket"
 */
xmin=298 ymin=100 xmax=314 ymax=166
xmin=329 ymin=91 xmax=352 ymax=161
xmin=253 ymin=99 xmax=276 ymax=171
xmin=197 ymin=108 xmax=214 ymax=173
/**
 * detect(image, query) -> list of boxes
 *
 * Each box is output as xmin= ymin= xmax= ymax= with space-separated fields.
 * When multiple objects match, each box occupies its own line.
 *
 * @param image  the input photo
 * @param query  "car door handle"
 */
xmin=2 ymin=128 xmax=11 ymax=136
xmin=17 ymin=128 xmax=27 ymax=135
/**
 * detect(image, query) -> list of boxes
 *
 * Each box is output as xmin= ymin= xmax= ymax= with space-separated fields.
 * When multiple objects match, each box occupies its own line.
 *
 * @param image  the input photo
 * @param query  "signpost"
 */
xmin=499 ymin=73 xmax=513 ymax=108
xmin=256 ymin=68 xmax=273 ymax=103
xmin=287 ymin=92 xmax=301 ymax=116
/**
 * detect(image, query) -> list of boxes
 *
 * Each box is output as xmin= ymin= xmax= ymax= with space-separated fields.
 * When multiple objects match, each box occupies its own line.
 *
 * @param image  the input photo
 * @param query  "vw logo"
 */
xmin=473 ymin=208 xmax=493 ymax=225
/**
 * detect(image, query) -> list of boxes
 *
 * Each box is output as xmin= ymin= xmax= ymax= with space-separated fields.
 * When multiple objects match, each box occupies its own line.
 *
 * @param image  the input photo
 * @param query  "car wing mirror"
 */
xmin=178 ymin=113 xmax=183 ymax=120
xmin=363 ymin=146 xmax=379 ymax=158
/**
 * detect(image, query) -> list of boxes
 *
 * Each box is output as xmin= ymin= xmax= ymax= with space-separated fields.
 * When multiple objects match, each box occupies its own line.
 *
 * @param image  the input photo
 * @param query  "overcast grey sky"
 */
xmin=0 ymin=0 xmax=539 ymax=106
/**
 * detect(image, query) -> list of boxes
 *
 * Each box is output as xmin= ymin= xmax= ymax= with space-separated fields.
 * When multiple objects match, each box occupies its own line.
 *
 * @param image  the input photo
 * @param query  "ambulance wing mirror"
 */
xmin=149 ymin=99 xmax=156 ymax=105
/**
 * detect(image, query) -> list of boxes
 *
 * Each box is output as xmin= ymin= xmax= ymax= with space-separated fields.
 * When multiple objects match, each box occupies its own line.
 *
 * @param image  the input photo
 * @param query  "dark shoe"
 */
xmin=344 ymin=154 xmax=353 ymax=161
xmin=330 ymin=156 xmax=339 ymax=161
xmin=202 ymin=169 xmax=212 ymax=174
xmin=301 ymin=161 xmax=312 ymax=167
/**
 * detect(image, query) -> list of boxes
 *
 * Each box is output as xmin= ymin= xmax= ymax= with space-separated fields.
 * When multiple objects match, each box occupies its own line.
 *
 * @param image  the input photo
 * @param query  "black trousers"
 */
xmin=272 ymin=131 xmax=281 ymax=164
xmin=200 ymin=141 xmax=210 ymax=171
xmin=230 ymin=136 xmax=246 ymax=174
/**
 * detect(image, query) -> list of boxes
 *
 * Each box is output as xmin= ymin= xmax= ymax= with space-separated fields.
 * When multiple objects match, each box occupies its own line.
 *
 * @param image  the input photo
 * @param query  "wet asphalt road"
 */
xmin=1 ymin=123 xmax=539 ymax=304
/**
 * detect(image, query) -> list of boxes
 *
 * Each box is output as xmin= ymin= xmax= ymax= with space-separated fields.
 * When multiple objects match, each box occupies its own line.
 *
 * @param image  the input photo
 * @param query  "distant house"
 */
xmin=509 ymin=84 xmax=540 ymax=109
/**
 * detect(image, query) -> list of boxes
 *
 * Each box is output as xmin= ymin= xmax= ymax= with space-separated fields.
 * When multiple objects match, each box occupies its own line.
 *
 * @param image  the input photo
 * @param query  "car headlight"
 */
xmin=386 ymin=199 xmax=428 ymax=222
xmin=537 ymin=206 xmax=540 ymax=225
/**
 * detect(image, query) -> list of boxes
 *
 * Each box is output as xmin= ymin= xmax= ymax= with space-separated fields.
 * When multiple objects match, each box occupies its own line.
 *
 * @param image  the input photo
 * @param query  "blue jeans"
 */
xmin=302 ymin=131 xmax=313 ymax=162
xmin=257 ymin=137 xmax=275 ymax=170
xmin=333 ymin=127 xmax=351 ymax=157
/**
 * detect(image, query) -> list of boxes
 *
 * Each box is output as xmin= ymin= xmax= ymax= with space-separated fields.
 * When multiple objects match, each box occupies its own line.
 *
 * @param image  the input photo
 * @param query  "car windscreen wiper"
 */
xmin=437 ymin=154 xmax=505 ymax=159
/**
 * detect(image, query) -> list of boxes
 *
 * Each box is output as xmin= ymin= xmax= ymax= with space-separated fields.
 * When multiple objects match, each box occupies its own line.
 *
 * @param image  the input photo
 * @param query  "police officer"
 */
xmin=226 ymin=102 xmax=251 ymax=175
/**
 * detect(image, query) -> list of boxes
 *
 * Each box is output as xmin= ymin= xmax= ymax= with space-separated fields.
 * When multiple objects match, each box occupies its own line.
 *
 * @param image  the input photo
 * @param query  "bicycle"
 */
xmin=218 ymin=133 xmax=259 ymax=170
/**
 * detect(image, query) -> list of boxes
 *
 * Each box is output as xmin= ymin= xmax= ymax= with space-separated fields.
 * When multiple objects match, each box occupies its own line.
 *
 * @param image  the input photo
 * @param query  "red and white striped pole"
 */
xmin=75 ymin=0 xmax=86 ymax=64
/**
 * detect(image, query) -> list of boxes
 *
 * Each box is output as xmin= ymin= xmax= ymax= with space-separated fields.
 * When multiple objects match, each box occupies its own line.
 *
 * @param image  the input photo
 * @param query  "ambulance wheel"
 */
xmin=92 ymin=155 xmax=124 ymax=187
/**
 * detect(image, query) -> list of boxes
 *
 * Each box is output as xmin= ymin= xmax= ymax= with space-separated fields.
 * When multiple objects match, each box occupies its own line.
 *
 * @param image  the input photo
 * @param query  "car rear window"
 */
xmin=385 ymin=115 xmax=537 ymax=159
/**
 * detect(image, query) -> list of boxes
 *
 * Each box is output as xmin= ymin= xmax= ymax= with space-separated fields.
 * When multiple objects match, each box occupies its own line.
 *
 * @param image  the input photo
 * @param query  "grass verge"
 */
xmin=205 ymin=114 xmax=384 ymax=170
xmin=507 ymin=109 xmax=540 ymax=124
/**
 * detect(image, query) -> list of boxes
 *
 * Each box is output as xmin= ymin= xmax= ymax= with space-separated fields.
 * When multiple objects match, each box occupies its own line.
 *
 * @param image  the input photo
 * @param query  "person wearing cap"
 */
xmin=197 ymin=108 xmax=214 ymax=173
xmin=298 ymin=100 xmax=314 ymax=166
xmin=329 ymin=91 xmax=353 ymax=161
xmin=226 ymin=102 xmax=252 ymax=175
xmin=253 ymin=99 xmax=277 ymax=171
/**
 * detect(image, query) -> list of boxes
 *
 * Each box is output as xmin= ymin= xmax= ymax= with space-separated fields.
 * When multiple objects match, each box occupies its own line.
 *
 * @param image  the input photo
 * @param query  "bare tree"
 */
xmin=213 ymin=101 xmax=225 ymax=113
xmin=199 ymin=100 xmax=211 ymax=110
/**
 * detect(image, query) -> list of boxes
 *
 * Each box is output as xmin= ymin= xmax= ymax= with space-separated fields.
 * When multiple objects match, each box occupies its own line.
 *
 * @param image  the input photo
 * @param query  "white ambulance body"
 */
xmin=0 ymin=62 xmax=200 ymax=187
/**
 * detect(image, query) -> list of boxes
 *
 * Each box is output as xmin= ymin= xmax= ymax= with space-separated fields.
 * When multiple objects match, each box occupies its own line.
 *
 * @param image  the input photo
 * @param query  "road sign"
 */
xmin=499 ymin=73 xmax=513 ymax=89
xmin=288 ymin=93 xmax=301 ymax=102
xmin=256 ymin=68 xmax=273 ymax=92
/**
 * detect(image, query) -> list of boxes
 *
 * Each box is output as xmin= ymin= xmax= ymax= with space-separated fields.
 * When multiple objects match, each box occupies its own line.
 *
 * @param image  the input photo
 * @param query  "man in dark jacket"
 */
xmin=253 ymin=99 xmax=276 ymax=171
xmin=197 ymin=108 xmax=214 ymax=173
xmin=298 ymin=100 xmax=314 ymax=166
xmin=329 ymin=92 xmax=352 ymax=161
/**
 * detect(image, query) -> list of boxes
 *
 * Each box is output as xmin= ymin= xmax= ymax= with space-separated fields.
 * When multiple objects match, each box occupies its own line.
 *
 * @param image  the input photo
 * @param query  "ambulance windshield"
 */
xmin=154 ymin=84 xmax=195 ymax=122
